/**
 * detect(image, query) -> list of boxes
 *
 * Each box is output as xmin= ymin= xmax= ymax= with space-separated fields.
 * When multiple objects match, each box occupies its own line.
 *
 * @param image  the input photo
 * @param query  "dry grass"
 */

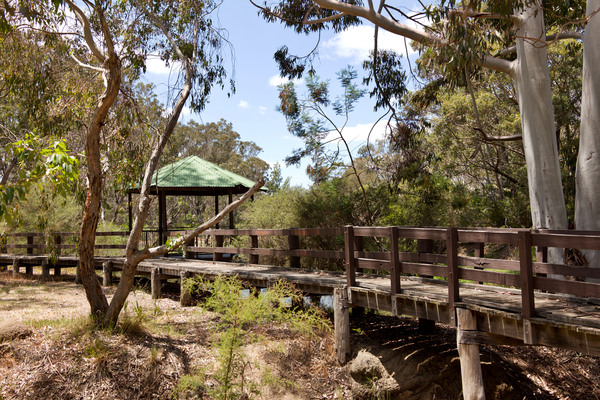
xmin=3 ymin=271 xmax=600 ymax=400
xmin=0 ymin=272 xmax=349 ymax=400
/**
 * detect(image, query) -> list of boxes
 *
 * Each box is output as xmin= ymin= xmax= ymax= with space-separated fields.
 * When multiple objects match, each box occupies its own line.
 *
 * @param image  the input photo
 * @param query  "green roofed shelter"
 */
xmin=128 ymin=156 xmax=264 ymax=245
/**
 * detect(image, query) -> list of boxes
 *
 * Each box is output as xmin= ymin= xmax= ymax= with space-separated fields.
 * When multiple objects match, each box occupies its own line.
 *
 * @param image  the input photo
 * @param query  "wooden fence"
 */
xmin=3 ymin=226 xmax=600 ymax=319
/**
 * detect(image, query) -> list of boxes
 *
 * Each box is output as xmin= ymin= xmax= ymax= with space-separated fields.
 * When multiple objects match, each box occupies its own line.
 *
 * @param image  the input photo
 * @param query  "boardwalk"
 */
xmin=3 ymin=225 xmax=600 ymax=398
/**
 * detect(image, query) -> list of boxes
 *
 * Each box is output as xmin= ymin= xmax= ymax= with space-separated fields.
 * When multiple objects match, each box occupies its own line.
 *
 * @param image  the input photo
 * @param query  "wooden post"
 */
xmin=344 ymin=226 xmax=357 ymax=287
xmin=180 ymin=271 xmax=193 ymax=306
xmin=447 ymin=227 xmax=460 ymax=326
xmin=27 ymin=235 xmax=34 ymax=255
xmin=158 ymin=190 xmax=167 ymax=246
xmin=12 ymin=257 xmax=20 ymax=276
xmin=25 ymin=264 xmax=33 ymax=275
xmin=249 ymin=234 xmax=259 ymax=264
xmin=457 ymin=308 xmax=486 ymax=400
xmin=214 ymin=195 xmax=219 ymax=229
xmin=214 ymin=234 xmax=224 ymax=262
xmin=228 ymin=191 xmax=234 ymax=229
xmin=288 ymin=229 xmax=300 ymax=269
xmin=41 ymin=259 xmax=49 ymax=280
xmin=75 ymin=261 xmax=82 ymax=284
xmin=54 ymin=235 xmax=62 ymax=256
xmin=474 ymin=242 xmax=484 ymax=284
xmin=102 ymin=261 xmax=113 ymax=287
xmin=334 ymin=287 xmax=351 ymax=365
xmin=536 ymin=245 xmax=548 ymax=278
xmin=389 ymin=227 xmax=401 ymax=294
xmin=518 ymin=230 xmax=535 ymax=319
xmin=151 ymin=268 xmax=162 ymax=300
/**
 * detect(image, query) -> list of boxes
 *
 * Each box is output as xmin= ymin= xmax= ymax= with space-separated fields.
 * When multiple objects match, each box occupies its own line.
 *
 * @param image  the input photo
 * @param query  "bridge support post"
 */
xmin=180 ymin=271 xmax=193 ymax=307
xmin=102 ymin=261 xmax=113 ymax=287
xmin=334 ymin=287 xmax=351 ymax=365
xmin=12 ymin=257 xmax=20 ymax=276
xmin=151 ymin=268 xmax=162 ymax=300
xmin=41 ymin=259 xmax=49 ymax=280
xmin=457 ymin=308 xmax=485 ymax=400
xmin=25 ymin=264 xmax=33 ymax=275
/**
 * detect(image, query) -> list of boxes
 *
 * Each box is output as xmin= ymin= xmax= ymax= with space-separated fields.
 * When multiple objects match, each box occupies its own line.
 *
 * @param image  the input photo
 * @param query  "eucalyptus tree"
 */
xmin=254 ymin=1 xmax=599 ymax=245
xmin=575 ymin=1 xmax=600 ymax=267
xmin=4 ymin=0 xmax=262 ymax=325
xmin=277 ymin=66 xmax=379 ymax=224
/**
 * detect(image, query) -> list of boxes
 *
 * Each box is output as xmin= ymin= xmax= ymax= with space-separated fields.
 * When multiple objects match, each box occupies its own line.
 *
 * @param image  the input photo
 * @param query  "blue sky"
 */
xmin=143 ymin=1 xmax=419 ymax=187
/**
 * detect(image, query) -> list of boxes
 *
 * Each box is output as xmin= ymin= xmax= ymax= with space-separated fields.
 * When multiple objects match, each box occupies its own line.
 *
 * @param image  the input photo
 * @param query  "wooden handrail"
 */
xmin=4 ymin=226 xmax=600 ymax=322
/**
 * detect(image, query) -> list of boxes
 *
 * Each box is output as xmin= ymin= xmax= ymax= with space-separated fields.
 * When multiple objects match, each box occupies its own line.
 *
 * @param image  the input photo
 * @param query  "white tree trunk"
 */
xmin=513 ymin=4 xmax=568 ymax=238
xmin=575 ymin=0 xmax=600 ymax=273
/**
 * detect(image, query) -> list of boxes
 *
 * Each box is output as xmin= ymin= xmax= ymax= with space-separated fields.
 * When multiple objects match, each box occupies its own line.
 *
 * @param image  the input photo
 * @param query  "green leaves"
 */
xmin=0 ymin=134 xmax=79 ymax=223
xmin=276 ymin=66 xmax=365 ymax=183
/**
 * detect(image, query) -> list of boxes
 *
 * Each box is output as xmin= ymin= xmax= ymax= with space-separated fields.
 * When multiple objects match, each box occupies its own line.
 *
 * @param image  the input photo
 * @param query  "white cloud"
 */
xmin=325 ymin=121 xmax=389 ymax=145
xmin=238 ymin=100 xmax=250 ymax=109
xmin=259 ymin=106 xmax=267 ymax=115
xmin=322 ymin=25 xmax=416 ymax=64
xmin=144 ymin=55 xmax=183 ymax=75
xmin=162 ymin=106 xmax=192 ymax=120
xmin=268 ymin=75 xmax=303 ymax=87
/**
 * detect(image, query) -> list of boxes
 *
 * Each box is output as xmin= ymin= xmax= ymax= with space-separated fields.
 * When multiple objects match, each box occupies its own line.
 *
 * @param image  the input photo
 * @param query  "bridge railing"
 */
xmin=3 ymin=226 xmax=600 ymax=319
xmin=0 ymin=231 xmax=129 ymax=256
xmin=342 ymin=226 xmax=600 ymax=319
xmin=188 ymin=227 xmax=345 ymax=270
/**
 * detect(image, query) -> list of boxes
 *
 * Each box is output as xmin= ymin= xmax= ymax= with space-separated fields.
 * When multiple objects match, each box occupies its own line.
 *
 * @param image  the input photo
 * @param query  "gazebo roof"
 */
xmin=130 ymin=155 xmax=263 ymax=196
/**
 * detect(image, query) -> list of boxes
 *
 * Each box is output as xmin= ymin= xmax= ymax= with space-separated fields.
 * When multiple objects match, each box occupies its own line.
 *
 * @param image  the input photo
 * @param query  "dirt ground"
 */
xmin=1 ymin=272 xmax=600 ymax=399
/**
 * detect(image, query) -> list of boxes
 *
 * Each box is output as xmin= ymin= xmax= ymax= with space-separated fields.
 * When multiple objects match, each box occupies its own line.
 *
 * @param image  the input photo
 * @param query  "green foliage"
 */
xmin=173 ymin=371 xmax=207 ymax=399
xmin=0 ymin=136 xmax=79 ymax=226
xmin=363 ymin=50 xmax=408 ymax=113
xmin=117 ymin=300 xmax=149 ymax=335
xmin=239 ymin=186 xmax=305 ymax=229
xmin=278 ymin=67 xmax=366 ymax=183
xmin=185 ymin=276 xmax=330 ymax=400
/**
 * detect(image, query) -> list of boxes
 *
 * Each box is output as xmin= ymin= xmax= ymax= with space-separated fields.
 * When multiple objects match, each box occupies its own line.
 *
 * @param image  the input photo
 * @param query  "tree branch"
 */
xmin=64 ymin=0 xmax=105 ymax=61
xmin=311 ymin=0 xmax=513 ymax=74
xmin=70 ymin=54 xmax=104 ymax=73
xmin=497 ymin=31 xmax=584 ymax=56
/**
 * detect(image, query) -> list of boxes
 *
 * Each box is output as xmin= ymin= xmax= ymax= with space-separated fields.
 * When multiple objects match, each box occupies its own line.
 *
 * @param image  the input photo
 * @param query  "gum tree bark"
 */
xmin=575 ymin=0 xmax=600 ymax=273
xmin=512 ymin=4 xmax=568 ymax=233
xmin=68 ymin=1 xmax=121 ymax=317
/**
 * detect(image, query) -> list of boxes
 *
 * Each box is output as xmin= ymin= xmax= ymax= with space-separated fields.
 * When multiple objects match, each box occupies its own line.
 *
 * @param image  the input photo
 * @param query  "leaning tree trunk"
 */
xmin=78 ymin=54 xmax=122 ymax=318
xmin=513 ymin=4 xmax=568 ymax=260
xmin=575 ymin=0 xmax=600 ymax=276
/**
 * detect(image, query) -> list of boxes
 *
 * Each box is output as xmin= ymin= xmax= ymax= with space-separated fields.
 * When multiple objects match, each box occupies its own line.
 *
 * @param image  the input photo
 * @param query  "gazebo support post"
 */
xmin=228 ymin=191 xmax=234 ymax=229
xmin=158 ymin=190 xmax=167 ymax=246
xmin=214 ymin=195 xmax=219 ymax=229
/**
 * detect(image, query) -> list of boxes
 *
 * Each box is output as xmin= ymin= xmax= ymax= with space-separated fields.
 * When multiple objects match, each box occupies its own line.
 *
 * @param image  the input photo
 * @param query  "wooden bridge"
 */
xmin=2 ymin=226 xmax=600 ymax=398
